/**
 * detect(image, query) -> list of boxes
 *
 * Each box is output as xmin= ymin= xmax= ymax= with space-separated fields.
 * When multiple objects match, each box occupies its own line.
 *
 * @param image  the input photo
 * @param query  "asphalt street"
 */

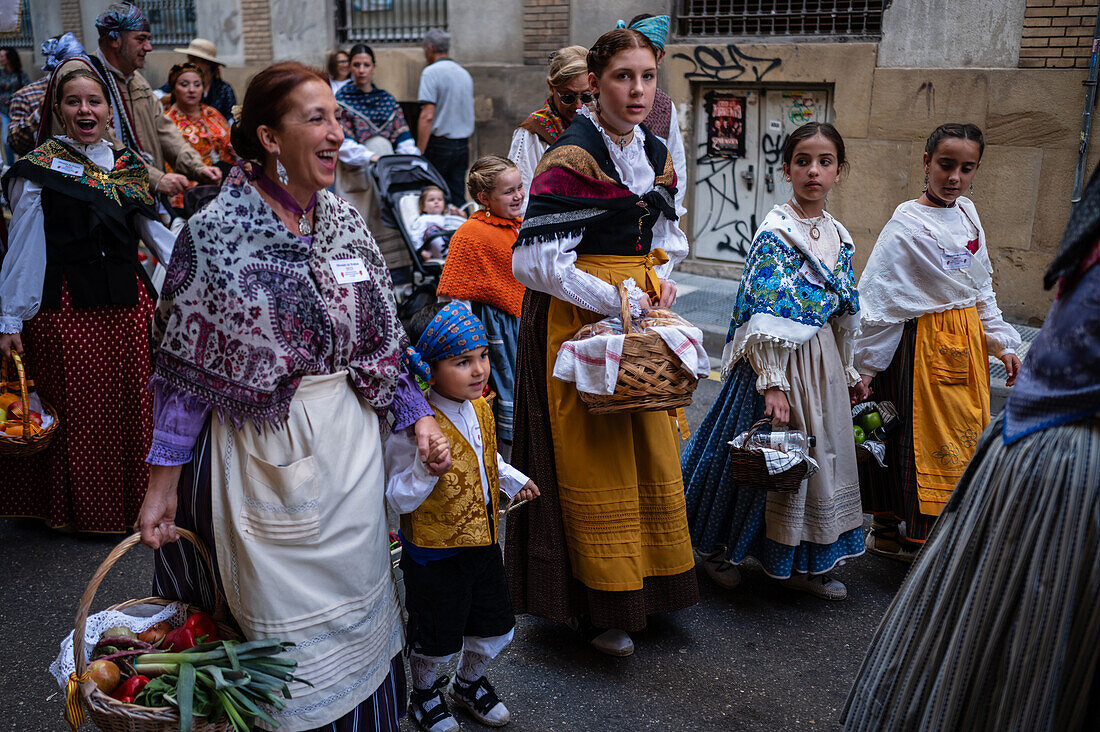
xmin=0 ymin=374 xmax=920 ymax=732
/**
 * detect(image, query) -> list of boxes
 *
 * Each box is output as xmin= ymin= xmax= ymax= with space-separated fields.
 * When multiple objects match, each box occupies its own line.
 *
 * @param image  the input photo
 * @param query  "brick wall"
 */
xmin=241 ymin=0 xmax=274 ymax=65
xmin=1020 ymin=0 xmax=1098 ymax=68
xmin=523 ymin=0 xmax=570 ymax=66
xmin=60 ymin=0 xmax=81 ymax=35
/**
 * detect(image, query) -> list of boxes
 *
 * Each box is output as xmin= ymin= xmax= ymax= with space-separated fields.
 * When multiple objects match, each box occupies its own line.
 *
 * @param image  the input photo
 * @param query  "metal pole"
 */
xmin=1071 ymin=6 xmax=1100 ymax=204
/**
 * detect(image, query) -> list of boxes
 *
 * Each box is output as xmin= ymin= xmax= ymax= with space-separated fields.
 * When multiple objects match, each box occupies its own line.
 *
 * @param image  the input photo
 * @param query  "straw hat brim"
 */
xmin=172 ymin=46 xmax=225 ymax=66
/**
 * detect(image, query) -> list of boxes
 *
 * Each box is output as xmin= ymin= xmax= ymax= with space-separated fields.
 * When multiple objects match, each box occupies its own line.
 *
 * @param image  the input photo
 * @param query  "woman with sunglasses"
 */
xmin=508 ymin=45 xmax=593 ymax=215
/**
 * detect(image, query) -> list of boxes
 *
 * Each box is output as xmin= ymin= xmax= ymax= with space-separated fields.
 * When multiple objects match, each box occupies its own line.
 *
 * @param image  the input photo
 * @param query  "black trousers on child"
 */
xmin=400 ymin=543 xmax=515 ymax=657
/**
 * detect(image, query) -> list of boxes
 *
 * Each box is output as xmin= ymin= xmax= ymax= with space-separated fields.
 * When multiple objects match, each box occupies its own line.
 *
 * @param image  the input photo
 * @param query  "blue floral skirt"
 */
xmin=682 ymin=360 xmax=864 ymax=578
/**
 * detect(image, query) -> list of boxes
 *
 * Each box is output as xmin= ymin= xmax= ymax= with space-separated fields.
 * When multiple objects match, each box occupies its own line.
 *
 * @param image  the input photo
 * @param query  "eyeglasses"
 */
xmin=555 ymin=90 xmax=595 ymax=105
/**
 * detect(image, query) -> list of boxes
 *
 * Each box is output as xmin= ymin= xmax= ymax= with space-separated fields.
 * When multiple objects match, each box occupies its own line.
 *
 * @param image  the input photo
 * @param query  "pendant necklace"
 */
xmin=597 ymin=113 xmax=633 ymax=150
xmin=253 ymin=170 xmax=318 ymax=235
xmin=789 ymin=199 xmax=825 ymax=241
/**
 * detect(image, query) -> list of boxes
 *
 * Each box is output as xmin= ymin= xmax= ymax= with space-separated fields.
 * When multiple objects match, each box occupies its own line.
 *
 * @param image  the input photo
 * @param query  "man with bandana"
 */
xmin=51 ymin=3 xmax=219 ymax=197
xmin=7 ymin=33 xmax=85 ymax=156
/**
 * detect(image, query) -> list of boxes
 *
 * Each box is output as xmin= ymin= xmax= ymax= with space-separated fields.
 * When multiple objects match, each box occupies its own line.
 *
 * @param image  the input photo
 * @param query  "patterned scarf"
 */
xmin=335 ymin=83 xmax=410 ymax=146
xmin=94 ymin=3 xmax=150 ymax=40
xmin=722 ymin=205 xmax=860 ymax=377
xmin=152 ymin=167 xmax=407 ymax=429
xmin=517 ymin=114 xmax=676 ymax=247
xmin=404 ymin=302 xmax=488 ymax=382
xmin=7 ymin=137 xmax=153 ymax=209
xmin=41 ymin=32 xmax=85 ymax=71
xmin=616 ymin=15 xmax=670 ymax=50
xmin=517 ymin=101 xmax=566 ymax=146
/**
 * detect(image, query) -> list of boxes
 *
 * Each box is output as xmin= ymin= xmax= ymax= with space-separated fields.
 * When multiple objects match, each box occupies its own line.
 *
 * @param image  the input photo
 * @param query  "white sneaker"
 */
xmin=590 ymin=628 xmax=634 ymax=656
xmin=695 ymin=547 xmax=741 ymax=589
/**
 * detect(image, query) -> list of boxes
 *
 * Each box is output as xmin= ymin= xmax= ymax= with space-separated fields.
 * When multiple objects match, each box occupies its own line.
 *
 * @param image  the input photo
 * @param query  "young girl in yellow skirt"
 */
xmin=853 ymin=123 xmax=1022 ymax=561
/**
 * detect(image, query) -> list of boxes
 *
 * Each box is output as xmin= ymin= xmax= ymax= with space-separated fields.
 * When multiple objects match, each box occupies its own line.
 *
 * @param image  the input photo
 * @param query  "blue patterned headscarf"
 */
xmin=404 ymin=302 xmax=489 ymax=382
xmin=616 ymin=15 xmax=670 ymax=51
xmin=40 ymin=33 xmax=86 ymax=71
xmin=95 ymin=3 xmax=151 ymax=41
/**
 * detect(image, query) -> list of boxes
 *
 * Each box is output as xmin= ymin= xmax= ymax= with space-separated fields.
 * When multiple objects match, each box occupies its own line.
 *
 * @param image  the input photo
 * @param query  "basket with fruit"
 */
xmin=0 ymin=352 xmax=59 ymax=456
xmin=64 ymin=529 xmax=308 ymax=732
xmin=852 ymin=401 xmax=899 ymax=465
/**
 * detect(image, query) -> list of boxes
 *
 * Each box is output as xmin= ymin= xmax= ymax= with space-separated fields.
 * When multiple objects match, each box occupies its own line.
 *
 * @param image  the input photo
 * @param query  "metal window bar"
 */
xmin=142 ymin=0 xmax=197 ymax=46
xmin=337 ymin=0 xmax=448 ymax=45
xmin=0 ymin=0 xmax=34 ymax=49
xmin=676 ymin=0 xmax=885 ymax=38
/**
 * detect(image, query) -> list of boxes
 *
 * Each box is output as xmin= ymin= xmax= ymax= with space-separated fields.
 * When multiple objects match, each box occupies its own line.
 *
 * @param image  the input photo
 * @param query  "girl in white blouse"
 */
xmin=853 ymin=123 xmax=1022 ymax=562
xmin=681 ymin=123 xmax=865 ymax=601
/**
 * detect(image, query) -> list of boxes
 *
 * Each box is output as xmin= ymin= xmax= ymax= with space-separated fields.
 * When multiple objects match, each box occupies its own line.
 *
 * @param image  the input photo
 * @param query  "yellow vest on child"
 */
xmin=400 ymin=397 xmax=501 ymax=548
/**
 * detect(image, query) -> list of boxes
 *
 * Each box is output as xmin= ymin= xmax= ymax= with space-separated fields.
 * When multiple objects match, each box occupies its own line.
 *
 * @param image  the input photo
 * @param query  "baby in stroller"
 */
xmin=409 ymin=185 xmax=468 ymax=262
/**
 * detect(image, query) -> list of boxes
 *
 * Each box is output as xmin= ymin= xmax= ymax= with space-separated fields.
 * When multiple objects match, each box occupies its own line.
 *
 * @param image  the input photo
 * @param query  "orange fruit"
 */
xmin=4 ymin=424 xmax=23 ymax=437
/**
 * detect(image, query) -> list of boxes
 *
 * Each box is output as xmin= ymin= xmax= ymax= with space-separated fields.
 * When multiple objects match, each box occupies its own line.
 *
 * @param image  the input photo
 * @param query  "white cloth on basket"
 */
xmin=729 ymin=431 xmax=820 ymax=478
xmin=50 ymin=601 xmax=191 ymax=686
xmin=552 ymin=318 xmax=709 ymax=395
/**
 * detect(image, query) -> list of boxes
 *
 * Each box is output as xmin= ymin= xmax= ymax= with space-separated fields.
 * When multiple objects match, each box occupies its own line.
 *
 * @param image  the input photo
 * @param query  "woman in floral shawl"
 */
xmin=135 ymin=63 xmax=449 ymax=732
xmin=336 ymin=43 xmax=419 ymax=166
xmin=681 ymin=123 xmax=865 ymax=601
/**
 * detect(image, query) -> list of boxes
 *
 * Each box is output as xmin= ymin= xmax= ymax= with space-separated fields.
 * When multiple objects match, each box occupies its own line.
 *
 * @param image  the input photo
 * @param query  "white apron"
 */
xmin=211 ymin=372 xmax=404 ymax=731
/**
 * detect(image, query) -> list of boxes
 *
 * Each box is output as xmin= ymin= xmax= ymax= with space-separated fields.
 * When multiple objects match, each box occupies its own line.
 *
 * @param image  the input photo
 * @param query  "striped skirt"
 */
xmin=842 ymin=415 xmax=1100 ymax=731
xmin=152 ymin=421 xmax=407 ymax=732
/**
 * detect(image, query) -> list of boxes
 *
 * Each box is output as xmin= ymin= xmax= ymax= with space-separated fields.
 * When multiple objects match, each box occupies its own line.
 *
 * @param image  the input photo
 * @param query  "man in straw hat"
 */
xmin=162 ymin=37 xmax=236 ymax=122
xmin=48 ymin=2 xmax=220 ymax=197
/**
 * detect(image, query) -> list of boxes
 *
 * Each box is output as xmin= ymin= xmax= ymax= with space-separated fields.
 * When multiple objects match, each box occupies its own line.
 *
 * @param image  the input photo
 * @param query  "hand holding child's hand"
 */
xmin=514 ymin=481 xmax=540 ymax=502
xmin=414 ymin=415 xmax=452 ymax=476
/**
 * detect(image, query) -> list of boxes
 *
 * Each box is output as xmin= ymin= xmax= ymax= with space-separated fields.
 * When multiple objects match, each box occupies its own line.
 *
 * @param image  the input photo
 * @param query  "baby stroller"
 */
xmin=369 ymin=155 xmax=466 ymax=323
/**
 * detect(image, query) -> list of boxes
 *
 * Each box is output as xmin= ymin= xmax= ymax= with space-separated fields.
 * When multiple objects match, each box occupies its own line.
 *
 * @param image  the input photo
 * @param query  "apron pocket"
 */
xmin=930 ymin=331 xmax=970 ymax=385
xmin=240 ymin=454 xmax=321 ymax=544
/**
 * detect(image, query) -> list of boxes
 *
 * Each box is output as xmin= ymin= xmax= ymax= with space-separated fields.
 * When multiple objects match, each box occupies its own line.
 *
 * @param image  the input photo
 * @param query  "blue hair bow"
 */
xmin=615 ymin=15 xmax=671 ymax=51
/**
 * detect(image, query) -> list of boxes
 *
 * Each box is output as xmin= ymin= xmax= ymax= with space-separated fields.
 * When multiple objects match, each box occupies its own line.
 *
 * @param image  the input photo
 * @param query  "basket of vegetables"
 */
xmin=0 ymin=351 xmax=59 ymax=456
xmin=67 ymin=529 xmax=308 ymax=732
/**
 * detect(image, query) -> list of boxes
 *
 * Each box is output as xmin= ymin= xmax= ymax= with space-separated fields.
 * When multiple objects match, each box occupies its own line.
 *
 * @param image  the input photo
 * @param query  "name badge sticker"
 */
xmin=940 ymin=250 xmax=972 ymax=271
xmin=798 ymin=261 xmax=826 ymax=288
xmin=329 ymin=257 xmax=369 ymax=284
xmin=50 ymin=158 xmax=84 ymax=177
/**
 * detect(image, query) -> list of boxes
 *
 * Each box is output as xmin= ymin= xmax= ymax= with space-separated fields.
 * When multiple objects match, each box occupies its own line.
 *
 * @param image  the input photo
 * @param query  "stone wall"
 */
xmin=1019 ymin=0 xmax=1098 ymax=69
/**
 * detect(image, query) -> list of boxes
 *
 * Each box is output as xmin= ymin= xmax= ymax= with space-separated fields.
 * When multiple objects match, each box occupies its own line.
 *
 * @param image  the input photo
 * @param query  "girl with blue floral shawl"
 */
xmin=681 ymin=123 xmax=865 ymax=600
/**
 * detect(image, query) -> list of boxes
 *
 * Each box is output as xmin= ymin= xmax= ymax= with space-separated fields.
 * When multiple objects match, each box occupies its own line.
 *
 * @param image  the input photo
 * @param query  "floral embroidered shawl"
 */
xmin=517 ymin=101 xmax=566 ymax=146
xmin=165 ymin=103 xmax=236 ymax=208
xmin=722 ymin=205 xmax=860 ymax=377
xmin=151 ymin=167 xmax=406 ymax=429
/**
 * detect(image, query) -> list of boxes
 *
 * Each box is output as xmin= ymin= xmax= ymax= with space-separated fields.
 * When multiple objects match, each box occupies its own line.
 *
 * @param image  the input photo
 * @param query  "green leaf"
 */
xmin=177 ymin=663 xmax=196 ymax=732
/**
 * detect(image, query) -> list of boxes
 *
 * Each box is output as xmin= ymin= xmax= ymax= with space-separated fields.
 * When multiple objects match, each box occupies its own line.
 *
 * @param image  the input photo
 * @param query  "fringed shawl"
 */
xmin=722 ymin=205 xmax=860 ymax=378
xmin=336 ymin=83 xmax=414 ymax=148
xmin=151 ymin=167 xmax=406 ymax=429
xmin=515 ymin=114 xmax=677 ymax=248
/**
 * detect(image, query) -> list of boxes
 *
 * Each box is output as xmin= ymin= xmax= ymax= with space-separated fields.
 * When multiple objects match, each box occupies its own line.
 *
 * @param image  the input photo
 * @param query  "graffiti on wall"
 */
xmin=693 ymin=142 xmax=753 ymax=259
xmin=673 ymin=44 xmax=783 ymax=83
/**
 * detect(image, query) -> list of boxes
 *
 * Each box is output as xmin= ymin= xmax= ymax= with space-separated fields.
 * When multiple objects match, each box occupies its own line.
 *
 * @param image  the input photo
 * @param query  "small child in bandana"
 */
xmin=385 ymin=301 xmax=539 ymax=732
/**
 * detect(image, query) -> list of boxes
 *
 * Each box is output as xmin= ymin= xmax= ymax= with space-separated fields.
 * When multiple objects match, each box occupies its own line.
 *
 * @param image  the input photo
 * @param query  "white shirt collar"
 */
xmin=427 ymin=388 xmax=473 ymax=418
xmin=96 ymin=47 xmax=132 ymax=83
xmin=54 ymin=135 xmax=114 ymax=171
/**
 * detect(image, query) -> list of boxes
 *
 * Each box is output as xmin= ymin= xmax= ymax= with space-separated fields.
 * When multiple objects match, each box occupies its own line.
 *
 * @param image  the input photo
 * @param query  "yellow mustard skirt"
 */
xmin=544 ymin=254 xmax=695 ymax=592
xmin=911 ymin=306 xmax=991 ymax=516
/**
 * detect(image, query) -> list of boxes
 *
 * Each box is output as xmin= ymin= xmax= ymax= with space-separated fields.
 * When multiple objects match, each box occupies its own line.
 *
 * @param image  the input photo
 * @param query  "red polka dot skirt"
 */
xmin=0 ymin=278 xmax=154 ymax=533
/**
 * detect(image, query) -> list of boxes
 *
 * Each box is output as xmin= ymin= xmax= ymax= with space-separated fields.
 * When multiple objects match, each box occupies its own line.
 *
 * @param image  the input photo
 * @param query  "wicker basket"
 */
xmin=577 ymin=283 xmax=699 ymax=415
xmin=69 ymin=529 xmax=236 ymax=732
xmin=0 ymin=352 xmax=59 ymax=456
xmin=727 ymin=418 xmax=808 ymax=494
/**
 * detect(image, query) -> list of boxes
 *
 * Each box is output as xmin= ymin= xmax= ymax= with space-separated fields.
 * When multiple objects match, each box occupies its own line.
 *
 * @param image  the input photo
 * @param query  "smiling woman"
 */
xmin=136 ymin=61 xmax=453 ymax=732
xmin=0 ymin=62 xmax=176 ymax=534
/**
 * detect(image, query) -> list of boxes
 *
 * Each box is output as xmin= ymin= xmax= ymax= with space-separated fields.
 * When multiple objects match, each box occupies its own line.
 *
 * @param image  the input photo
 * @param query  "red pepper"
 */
xmin=111 ymin=674 xmax=149 ymax=702
xmin=162 ymin=626 xmax=197 ymax=651
xmin=183 ymin=612 xmax=220 ymax=642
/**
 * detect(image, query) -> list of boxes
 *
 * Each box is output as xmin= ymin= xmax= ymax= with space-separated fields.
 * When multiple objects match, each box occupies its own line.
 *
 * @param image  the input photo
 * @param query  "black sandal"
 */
xmin=409 ymin=676 xmax=458 ymax=732
xmin=451 ymin=674 xmax=511 ymax=726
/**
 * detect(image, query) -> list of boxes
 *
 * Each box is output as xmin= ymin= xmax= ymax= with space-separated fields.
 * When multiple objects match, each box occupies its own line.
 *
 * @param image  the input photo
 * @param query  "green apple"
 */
xmin=858 ymin=411 xmax=883 ymax=433
xmin=853 ymin=425 xmax=866 ymax=445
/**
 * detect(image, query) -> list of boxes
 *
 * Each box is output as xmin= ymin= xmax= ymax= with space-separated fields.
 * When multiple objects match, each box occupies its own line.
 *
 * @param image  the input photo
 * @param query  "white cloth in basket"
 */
xmin=49 ymin=602 xmax=190 ymax=687
xmin=728 ymin=431 xmax=820 ymax=479
xmin=553 ymin=318 xmax=710 ymax=395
